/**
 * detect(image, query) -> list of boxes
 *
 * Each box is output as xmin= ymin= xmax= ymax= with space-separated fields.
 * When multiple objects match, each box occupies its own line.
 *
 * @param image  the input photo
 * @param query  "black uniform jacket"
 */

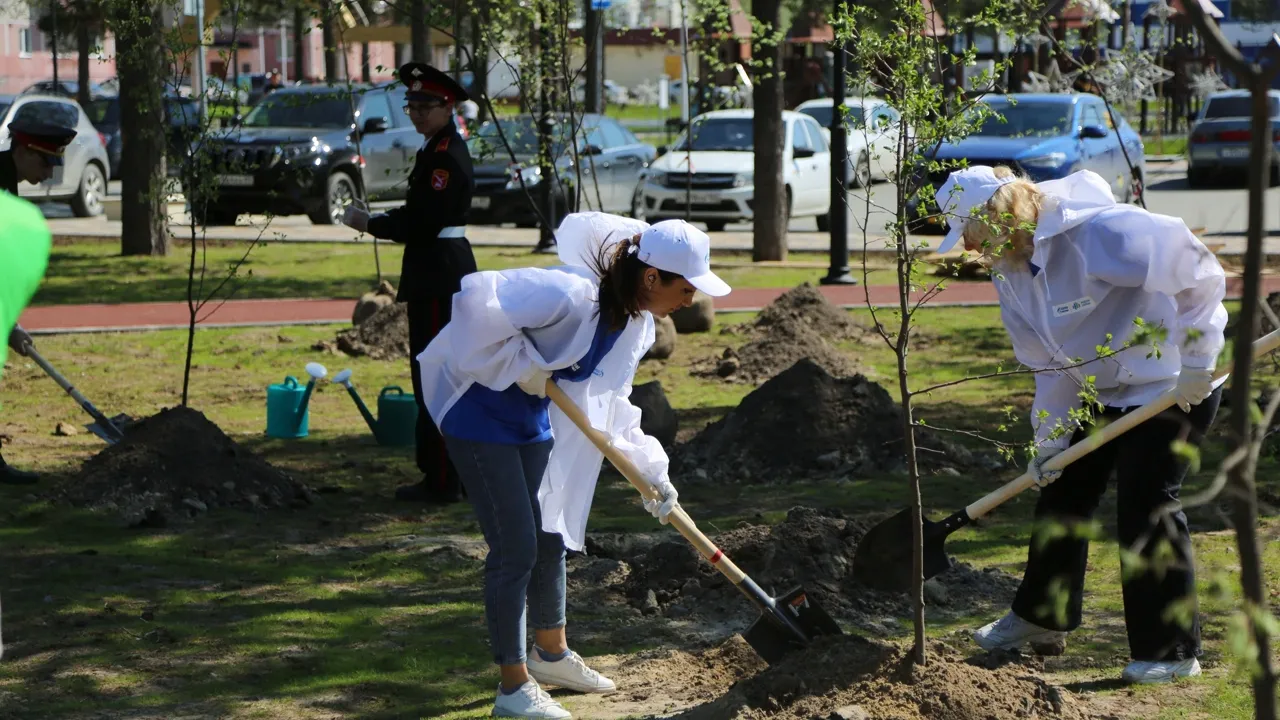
xmin=0 ymin=151 xmax=18 ymax=196
xmin=367 ymin=122 xmax=478 ymax=301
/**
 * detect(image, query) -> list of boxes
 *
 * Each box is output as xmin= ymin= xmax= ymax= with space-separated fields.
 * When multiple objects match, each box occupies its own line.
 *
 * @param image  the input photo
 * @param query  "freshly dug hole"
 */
xmin=61 ymin=406 xmax=312 ymax=526
xmin=577 ymin=507 xmax=1019 ymax=638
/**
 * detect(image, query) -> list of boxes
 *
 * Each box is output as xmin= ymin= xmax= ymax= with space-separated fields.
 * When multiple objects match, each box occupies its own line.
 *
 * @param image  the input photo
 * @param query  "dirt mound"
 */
xmin=664 ymin=635 xmax=1083 ymax=719
xmin=62 ymin=406 xmax=312 ymax=526
xmin=678 ymin=359 xmax=977 ymax=482
xmin=697 ymin=285 xmax=865 ymax=384
xmin=578 ymin=507 xmax=1019 ymax=638
xmin=313 ymin=302 xmax=409 ymax=360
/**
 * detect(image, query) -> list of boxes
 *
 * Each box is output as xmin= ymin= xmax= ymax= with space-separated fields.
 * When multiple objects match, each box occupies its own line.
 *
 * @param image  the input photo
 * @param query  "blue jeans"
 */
xmin=444 ymin=435 xmax=565 ymax=666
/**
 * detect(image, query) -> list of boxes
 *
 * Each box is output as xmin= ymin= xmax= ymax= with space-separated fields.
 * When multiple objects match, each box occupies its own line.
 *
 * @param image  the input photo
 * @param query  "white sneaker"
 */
xmin=527 ymin=648 xmax=617 ymax=694
xmin=1122 ymin=658 xmax=1202 ymax=685
xmin=492 ymin=680 xmax=572 ymax=719
xmin=973 ymin=611 xmax=1067 ymax=651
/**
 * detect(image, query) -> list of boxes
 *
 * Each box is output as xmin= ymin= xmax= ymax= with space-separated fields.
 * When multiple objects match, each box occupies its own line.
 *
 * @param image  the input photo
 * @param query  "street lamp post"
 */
xmin=821 ymin=2 xmax=856 ymax=286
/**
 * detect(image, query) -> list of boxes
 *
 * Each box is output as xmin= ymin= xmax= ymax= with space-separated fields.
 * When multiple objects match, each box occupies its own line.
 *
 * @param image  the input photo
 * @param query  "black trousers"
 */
xmin=1011 ymin=387 xmax=1222 ymax=662
xmin=407 ymin=298 xmax=460 ymax=498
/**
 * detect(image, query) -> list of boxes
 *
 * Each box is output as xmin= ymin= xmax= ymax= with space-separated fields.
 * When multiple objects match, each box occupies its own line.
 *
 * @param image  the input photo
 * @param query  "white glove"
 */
xmin=1029 ymin=447 xmax=1064 ymax=489
xmin=642 ymin=474 xmax=679 ymax=525
xmin=1174 ymin=365 xmax=1214 ymax=413
xmin=516 ymin=366 xmax=552 ymax=398
xmin=341 ymin=204 xmax=370 ymax=232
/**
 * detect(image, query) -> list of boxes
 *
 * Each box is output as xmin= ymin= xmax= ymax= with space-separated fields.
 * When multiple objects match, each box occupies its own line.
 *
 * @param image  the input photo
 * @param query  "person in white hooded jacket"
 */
xmin=417 ymin=213 xmax=731 ymax=719
xmin=935 ymin=166 xmax=1226 ymax=685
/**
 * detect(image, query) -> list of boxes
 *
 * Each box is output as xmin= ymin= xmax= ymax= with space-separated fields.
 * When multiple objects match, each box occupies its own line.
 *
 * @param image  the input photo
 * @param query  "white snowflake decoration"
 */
xmin=1189 ymin=68 xmax=1230 ymax=98
xmin=1024 ymin=62 xmax=1081 ymax=94
xmin=1022 ymin=33 xmax=1053 ymax=50
xmin=1091 ymin=46 xmax=1174 ymax=103
xmin=1070 ymin=0 xmax=1120 ymax=24
xmin=1144 ymin=0 xmax=1176 ymax=23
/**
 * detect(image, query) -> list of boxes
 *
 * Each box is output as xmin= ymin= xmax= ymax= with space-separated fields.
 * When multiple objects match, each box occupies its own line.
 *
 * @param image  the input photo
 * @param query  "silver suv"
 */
xmin=0 ymin=93 xmax=110 ymax=216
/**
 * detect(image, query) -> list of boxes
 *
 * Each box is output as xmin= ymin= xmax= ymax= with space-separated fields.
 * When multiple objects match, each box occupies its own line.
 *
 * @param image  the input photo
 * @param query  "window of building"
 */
xmin=19 ymin=27 xmax=33 ymax=57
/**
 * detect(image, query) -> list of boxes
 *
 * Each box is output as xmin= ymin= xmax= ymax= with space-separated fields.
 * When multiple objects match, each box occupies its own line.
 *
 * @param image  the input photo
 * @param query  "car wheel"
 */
xmin=1187 ymin=167 xmax=1209 ymax=188
xmin=630 ymin=185 xmax=647 ymax=222
xmin=310 ymin=171 xmax=359 ymax=225
xmin=706 ymin=220 xmax=727 ymax=232
xmin=851 ymin=153 xmax=872 ymax=189
xmin=191 ymin=203 xmax=239 ymax=226
xmin=71 ymin=162 xmax=107 ymax=217
xmin=816 ymin=213 xmax=831 ymax=232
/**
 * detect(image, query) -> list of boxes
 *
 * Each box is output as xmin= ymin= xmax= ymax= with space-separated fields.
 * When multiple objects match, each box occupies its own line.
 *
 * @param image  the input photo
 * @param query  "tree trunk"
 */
xmin=114 ymin=0 xmax=168 ymax=256
xmin=584 ymin=0 xmax=602 ymax=113
xmin=473 ymin=0 xmax=488 ymax=122
xmin=410 ymin=0 xmax=429 ymax=63
xmin=751 ymin=0 xmax=786 ymax=261
xmin=361 ymin=43 xmax=371 ymax=82
xmin=76 ymin=6 xmax=91 ymax=109
xmin=293 ymin=6 xmax=305 ymax=81
xmin=322 ymin=4 xmax=338 ymax=80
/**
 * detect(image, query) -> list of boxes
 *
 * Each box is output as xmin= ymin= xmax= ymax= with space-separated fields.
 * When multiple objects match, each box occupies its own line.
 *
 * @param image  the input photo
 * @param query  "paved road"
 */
xmin=31 ymin=159 xmax=1280 ymax=255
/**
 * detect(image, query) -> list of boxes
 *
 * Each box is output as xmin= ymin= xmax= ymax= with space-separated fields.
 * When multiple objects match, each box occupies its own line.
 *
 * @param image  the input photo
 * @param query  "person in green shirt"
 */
xmin=0 ymin=192 xmax=53 ymax=484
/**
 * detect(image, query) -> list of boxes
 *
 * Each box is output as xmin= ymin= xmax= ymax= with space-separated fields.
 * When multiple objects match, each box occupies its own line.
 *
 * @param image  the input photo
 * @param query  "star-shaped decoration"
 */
xmin=1070 ymin=0 xmax=1120 ymax=23
xmin=412 ymin=67 xmax=424 ymax=77
xmin=1091 ymin=46 xmax=1174 ymax=103
xmin=1144 ymin=0 xmax=1176 ymax=23
xmin=1024 ymin=62 xmax=1081 ymax=94
xmin=1189 ymin=68 xmax=1230 ymax=98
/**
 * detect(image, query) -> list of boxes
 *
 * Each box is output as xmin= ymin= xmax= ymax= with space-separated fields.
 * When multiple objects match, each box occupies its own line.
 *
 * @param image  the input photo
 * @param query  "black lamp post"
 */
xmin=821 ymin=4 xmax=856 ymax=286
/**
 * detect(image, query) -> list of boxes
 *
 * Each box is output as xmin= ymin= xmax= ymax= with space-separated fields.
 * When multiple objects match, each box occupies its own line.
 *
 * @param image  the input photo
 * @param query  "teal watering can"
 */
xmin=331 ymin=369 xmax=418 ymax=446
xmin=265 ymin=362 xmax=327 ymax=439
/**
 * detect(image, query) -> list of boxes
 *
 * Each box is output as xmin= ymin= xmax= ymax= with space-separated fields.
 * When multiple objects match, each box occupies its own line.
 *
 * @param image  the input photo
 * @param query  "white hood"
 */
xmin=649 ymin=150 xmax=755 ymax=175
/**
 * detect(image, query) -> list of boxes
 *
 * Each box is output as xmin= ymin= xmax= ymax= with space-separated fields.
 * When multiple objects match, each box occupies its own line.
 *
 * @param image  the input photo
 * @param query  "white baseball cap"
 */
xmin=636 ymin=220 xmax=731 ymax=297
xmin=935 ymin=165 xmax=1017 ymax=254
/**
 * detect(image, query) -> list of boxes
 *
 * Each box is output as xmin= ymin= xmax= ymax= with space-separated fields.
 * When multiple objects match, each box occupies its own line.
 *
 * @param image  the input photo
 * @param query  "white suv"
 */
xmin=633 ymin=109 xmax=833 ymax=232
xmin=796 ymin=97 xmax=903 ymax=189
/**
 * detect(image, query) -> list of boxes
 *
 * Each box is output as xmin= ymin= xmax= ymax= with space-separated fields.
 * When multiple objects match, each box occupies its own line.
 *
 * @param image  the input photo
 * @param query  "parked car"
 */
xmin=189 ymin=83 xmax=417 ymax=225
xmin=907 ymin=92 xmax=1145 ymax=231
xmin=1187 ymin=89 xmax=1280 ymax=187
xmin=636 ymin=109 xmax=833 ymax=232
xmin=87 ymin=94 xmax=201 ymax=179
xmin=796 ymin=96 xmax=904 ymax=188
xmin=0 ymin=93 xmax=110 ymax=216
xmin=572 ymin=80 xmax=631 ymax=106
xmin=21 ymin=79 xmax=112 ymax=99
xmin=467 ymin=113 xmax=657 ymax=227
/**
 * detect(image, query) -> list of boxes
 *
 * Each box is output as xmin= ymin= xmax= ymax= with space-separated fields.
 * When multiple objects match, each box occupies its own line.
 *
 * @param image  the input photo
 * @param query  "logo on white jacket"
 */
xmin=1054 ymin=296 xmax=1094 ymax=317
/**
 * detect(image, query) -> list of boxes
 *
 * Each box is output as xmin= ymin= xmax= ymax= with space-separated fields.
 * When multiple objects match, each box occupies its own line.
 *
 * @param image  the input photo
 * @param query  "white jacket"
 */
xmin=993 ymin=170 xmax=1227 ymax=449
xmin=417 ymin=212 xmax=665 ymax=551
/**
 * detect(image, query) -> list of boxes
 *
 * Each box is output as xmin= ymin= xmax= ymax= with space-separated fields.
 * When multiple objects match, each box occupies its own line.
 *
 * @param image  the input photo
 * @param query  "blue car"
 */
xmin=910 ymin=93 xmax=1146 ymax=232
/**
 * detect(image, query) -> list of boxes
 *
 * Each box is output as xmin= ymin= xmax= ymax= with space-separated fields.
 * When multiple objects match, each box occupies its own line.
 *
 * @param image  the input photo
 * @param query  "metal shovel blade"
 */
xmin=86 ymin=413 xmax=135 ymax=445
xmin=851 ymin=509 xmax=960 ymax=594
xmin=741 ymin=585 xmax=843 ymax=665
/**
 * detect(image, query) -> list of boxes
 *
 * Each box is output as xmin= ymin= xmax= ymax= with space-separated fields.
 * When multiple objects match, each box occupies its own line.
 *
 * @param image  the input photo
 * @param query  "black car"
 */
xmin=189 ymin=83 xmax=417 ymax=225
xmin=467 ymin=113 xmax=656 ymax=227
xmin=86 ymin=95 xmax=200 ymax=179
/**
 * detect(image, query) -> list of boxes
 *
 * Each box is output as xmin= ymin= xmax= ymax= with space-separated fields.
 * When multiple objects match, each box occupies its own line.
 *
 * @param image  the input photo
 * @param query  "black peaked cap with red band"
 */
xmin=400 ymin=62 xmax=469 ymax=104
xmin=9 ymin=116 xmax=77 ymax=165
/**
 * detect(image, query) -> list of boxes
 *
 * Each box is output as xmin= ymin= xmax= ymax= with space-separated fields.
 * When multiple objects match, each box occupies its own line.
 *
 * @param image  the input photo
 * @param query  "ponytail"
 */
xmin=588 ymin=233 xmax=680 ymax=330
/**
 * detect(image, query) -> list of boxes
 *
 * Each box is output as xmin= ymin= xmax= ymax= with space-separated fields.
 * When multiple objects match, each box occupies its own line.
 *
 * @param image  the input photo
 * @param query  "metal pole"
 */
xmin=822 ymin=1 xmax=854 ymax=286
xmin=194 ymin=0 xmax=207 ymax=119
xmin=585 ymin=0 xmax=603 ymax=114
xmin=279 ymin=20 xmax=288 ymax=82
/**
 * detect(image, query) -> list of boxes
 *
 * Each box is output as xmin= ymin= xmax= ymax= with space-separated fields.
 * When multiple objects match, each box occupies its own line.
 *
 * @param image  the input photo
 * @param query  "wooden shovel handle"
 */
xmin=966 ymin=328 xmax=1280 ymax=521
xmin=545 ymin=381 xmax=748 ymax=585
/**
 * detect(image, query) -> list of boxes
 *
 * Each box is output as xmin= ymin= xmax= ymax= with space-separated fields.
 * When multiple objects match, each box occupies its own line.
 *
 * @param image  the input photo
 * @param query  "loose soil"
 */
xmin=574 ymin=507 xmax=1019 ymax=640
xmin=313 ymin=301 xmax=409 ymax=361
xmin=676 ymin=359 xmax=984 ymax=482
xmin=696 ymin=284 xmax=867 ymax=384
xmin=60 ymin=406 xmax=313 ymax=526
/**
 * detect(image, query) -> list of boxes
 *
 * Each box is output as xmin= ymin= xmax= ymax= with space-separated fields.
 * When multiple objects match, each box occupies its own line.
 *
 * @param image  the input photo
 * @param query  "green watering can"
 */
xmin=265 ymin=362 xmax=327 ymax=439
xmin=331 ymin=369 xmax=418 ymax=446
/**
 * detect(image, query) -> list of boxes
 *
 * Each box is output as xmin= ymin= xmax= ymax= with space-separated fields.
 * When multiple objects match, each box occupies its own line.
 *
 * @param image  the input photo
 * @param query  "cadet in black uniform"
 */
xmin=342 ymin=63 xmax=478 ymax=504
xmin=0 ymin=117 xmax=76 ymax=485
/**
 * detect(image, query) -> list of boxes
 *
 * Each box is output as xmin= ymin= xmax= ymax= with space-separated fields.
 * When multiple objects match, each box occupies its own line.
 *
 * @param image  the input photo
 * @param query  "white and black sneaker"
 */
xmin=973 ymin=611 xmax=1067 ymax=652
xmin=1122 ymin=658 xmax=1202 ymax=685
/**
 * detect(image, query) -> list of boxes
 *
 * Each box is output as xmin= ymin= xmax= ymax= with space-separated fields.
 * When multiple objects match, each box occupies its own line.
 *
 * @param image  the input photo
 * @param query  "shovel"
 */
xmin=545 ymin=380 xmax=842 ymax=665
xmin=22 ymin=342 xmax=133 ymax=444
xmin=852 ymin=327 xmax=1280 ymax=593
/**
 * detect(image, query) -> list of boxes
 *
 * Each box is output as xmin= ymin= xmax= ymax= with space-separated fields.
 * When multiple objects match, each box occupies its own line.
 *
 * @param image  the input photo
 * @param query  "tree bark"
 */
xmin=293 ymin=6 xmax=305 ymax=81
xmin=113 ymin=0 xmax=168 ymax=256
xmin=472 ymin=0 xmax=488 ymax=122
xmin=322 ymin=3 xmax=338 ymax=80
xmin=751 ymin=0 xmax=786 ymax=261
xmin=362 ymin=43 xmax=371 ymax=82
xmin=410 ymin=0 xmax=429 ymax=63
xmin=76 ymin=4 xmax=91 ymax=109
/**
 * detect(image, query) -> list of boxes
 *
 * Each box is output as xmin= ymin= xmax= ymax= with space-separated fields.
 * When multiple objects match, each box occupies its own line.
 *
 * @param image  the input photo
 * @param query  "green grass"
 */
xmin=2 ymin=304 xmax=1278 ymax=718
xmin=31 ymin=240 xmax=903 ymax=306
xmin=1145 ymin=134 xmax=1188 ymax=157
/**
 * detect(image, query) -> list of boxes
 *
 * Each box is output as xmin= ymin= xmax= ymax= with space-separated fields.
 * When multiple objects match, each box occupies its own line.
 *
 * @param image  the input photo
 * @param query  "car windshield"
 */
xmin=673 ymin=117 xmax=754 ymax=151
xmin=166 ymin=98 xmax=200 ymax=127
xmin=1203 ymin=95 xmax=1280 ymax=119
xmin=0 ymin=103 xmax=11 ymax=121
xmin=468 ymin=116 xmax=580 ymax=158
xmin=799 ymin=105 xmax=865 ymax=129
xmin=242 ymin=92 xmax=354 ymax=128
xmin=88 ymin=98 xmax=119 ymax=125
xmin=976 ymin=102 xmax=1073 ymax=138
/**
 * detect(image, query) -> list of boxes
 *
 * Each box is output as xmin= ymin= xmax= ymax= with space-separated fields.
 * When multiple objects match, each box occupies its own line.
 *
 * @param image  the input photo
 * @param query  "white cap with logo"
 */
xmin=935 ymin=165 xmax=1017 ymax=254
xmin=636 ymin=220 xmax=731 ymax=297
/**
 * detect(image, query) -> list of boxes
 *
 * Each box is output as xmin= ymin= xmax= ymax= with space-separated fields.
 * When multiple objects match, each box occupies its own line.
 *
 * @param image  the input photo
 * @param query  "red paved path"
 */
xmin=19 ymin=276 xmax=1280 ymax=333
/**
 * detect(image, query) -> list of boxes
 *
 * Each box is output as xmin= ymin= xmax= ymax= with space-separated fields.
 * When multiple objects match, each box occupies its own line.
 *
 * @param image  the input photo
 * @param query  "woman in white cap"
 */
xmin=417 ymin=213 xmax=731 ymax=719
xmin=935 ymin=165 xmax=1226 ymax=684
